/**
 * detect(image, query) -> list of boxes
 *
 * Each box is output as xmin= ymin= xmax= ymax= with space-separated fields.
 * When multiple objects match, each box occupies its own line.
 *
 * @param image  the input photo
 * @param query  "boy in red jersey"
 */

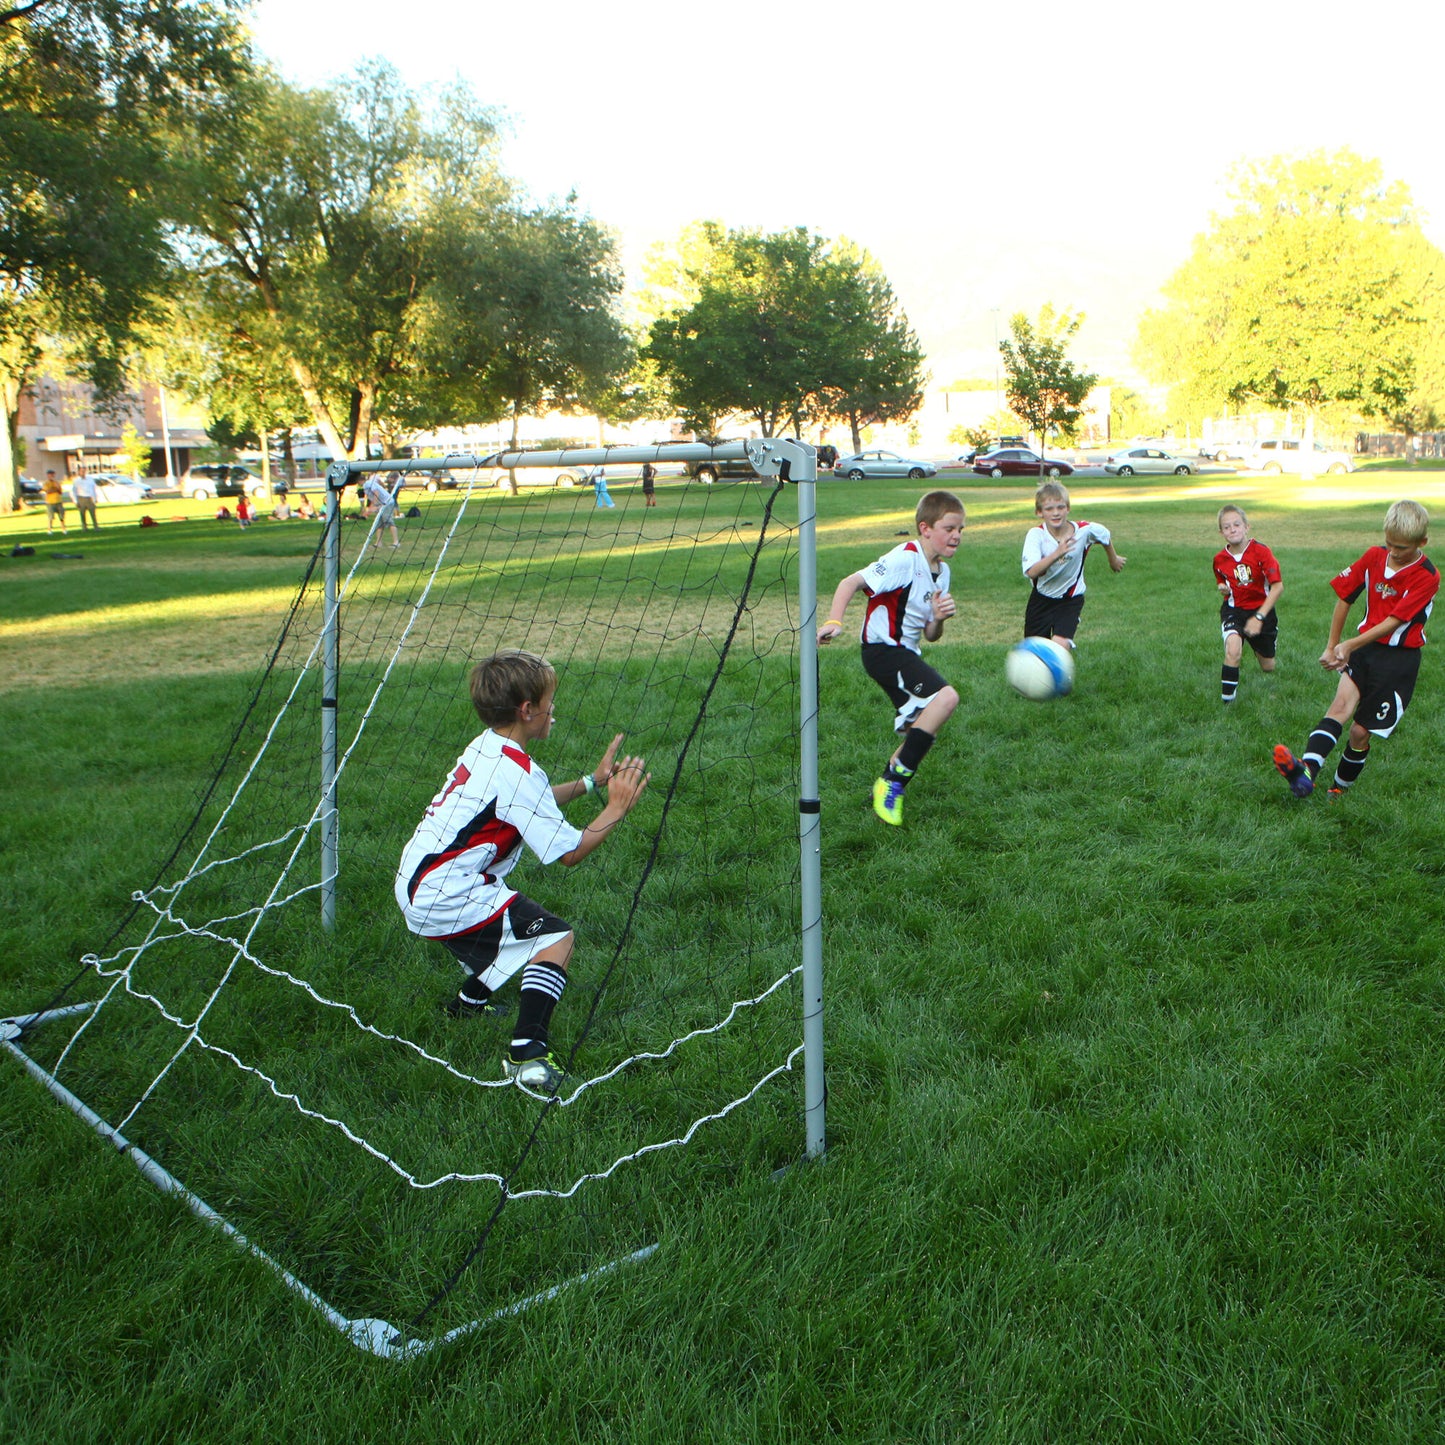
xmin=817 ymin=490 xmax=963 ymax=827
xmin=1213 ymin=504 xmax=1283 ymax=702
xmin=1274 ymin=500 xmax=1438 ymax=798
xmin=1021 ymin=481 xmax=1126 ymax=648
xmin=395 ymin=650 xmax=650 ymax=1092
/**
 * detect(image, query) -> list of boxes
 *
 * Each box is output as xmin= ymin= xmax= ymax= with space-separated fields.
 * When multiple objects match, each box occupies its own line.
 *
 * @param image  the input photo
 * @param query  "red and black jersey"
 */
xmin=1213 ymin=539 xmax=1281 ymax=611
xmin=1331 ymin=546 xmax=1438 ymax=647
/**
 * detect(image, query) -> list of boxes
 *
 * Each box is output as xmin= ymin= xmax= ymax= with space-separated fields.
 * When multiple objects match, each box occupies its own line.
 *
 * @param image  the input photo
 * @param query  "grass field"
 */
xmin=3 ymin=471 xmax=1445 ymax=1442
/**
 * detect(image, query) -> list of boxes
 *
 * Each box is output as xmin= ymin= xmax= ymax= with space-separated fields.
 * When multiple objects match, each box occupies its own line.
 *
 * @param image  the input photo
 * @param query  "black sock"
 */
xmin=459 ymin=973 xmax=493 ymax=1005
xmin=1333 ymin=744 xmax=1370 ymax=789
xmin=513 ymin=961 xmax=567 ymax=1051
xmin=1303 ymin=718 xmax=1343 ymax=778
xmin=885 ymin=727 xmax=935 ymax=789
xmin=1221 ymin=664 xmax=1240 ymax=701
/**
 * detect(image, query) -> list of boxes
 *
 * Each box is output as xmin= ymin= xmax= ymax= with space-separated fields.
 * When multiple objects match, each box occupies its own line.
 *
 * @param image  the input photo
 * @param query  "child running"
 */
xmin=1021 ymin=480 xmax=1126 ymax=647
xmin=1274 ymin=500 xmax=1437 ymax=798
xmin=1213 ymin=503 xmax=1283 ymax=702
xmin=396 ymin=650 xmax=649 ymax=1092
xmin=817 ymin=490 xmax=963 ymax=827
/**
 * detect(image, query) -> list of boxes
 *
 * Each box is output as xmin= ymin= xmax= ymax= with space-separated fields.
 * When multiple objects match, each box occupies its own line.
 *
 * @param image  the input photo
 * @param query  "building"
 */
xmin=18 ymin=375 xmax=210 ymax=480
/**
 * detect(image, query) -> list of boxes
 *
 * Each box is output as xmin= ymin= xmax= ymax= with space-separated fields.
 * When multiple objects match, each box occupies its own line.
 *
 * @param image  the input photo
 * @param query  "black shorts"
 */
xmin=1220 ymin=604 xmax=1278 ymax=658
xmin=439 ymin=894 xmax=571 ymax=985
xmin=1024 ymin=590 xmax=1085 ymax=641
xmin=1347 ymin=643 xmax=1422 ymax=738
xmin=860 ymin=643 xmax=950 ymax=733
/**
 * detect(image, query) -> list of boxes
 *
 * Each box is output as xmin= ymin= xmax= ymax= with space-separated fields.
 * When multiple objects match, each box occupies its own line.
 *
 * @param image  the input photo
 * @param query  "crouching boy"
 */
xmin=396 ymin=649 xmax=649 ymax=1091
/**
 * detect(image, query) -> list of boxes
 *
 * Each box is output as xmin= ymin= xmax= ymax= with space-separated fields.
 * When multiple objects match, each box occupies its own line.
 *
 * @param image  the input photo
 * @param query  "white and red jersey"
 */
xmin=1213 ymin=539 xmax=1281 ymax=610
xmin=1022 ymin=520 xmax=1112 ymax=598
xmin=858 ymin=541 xmax=950 ymax=653
xmin=1331 ymin=546 xmax=1439 ymax=648
xmin=395 ymin=730 xmax=583 ymax=939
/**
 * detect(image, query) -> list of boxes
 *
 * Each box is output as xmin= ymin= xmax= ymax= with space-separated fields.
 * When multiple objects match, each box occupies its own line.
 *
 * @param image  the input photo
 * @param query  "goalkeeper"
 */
xmin=396 ymin=649 xmax=650 ymax=1092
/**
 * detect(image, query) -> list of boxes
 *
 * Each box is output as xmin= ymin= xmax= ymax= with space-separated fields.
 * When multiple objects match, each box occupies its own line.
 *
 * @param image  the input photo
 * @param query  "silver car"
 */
xmin=833 ymin=449 xmax=938 ymax=480
xmin=1103 ymin=446 xmax=1197 ymax=477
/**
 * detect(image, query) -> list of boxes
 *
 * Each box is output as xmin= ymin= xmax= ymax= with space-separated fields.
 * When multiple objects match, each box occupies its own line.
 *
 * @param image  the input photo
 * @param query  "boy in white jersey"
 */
xmin=817 ymin=490 xmax=963 ymax=827
xmin=396 ymin=650 xmax=650 ymax=1092
xmin=1021 ymin=481 xmax=1126 ymax=647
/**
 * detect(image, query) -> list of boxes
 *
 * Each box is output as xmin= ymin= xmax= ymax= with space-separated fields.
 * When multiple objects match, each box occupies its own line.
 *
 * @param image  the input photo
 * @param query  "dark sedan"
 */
xmin=972 ymin=448 xmax=1075 ymax=479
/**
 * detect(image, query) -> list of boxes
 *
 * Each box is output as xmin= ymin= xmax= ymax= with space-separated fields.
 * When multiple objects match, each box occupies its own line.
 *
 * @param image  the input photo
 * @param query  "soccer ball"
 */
xmin=1005 ymin=637 xmax=1075 ymax=700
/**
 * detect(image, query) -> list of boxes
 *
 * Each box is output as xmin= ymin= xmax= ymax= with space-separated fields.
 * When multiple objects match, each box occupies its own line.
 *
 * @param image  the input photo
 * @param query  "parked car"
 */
xmin=684 ymin=455 xmax=759 ymax=484
xmin=972 ymin=448 xmax=1074 ymax=478
xmin=1245 ymin=439 xmax=1355 ymax=475
xmin=85 ymin=472 xmax=154 ymax=504
xmin=1103 ymin=446 xmax=1197 ymax=477
xmin=17 ymin=474 xmax=43 ymax=501
xmin=184 ymin=464 xmax=267 ymax=500
xmin=833 ymin=449 xmax=938 ymax=480
xmin=1197 ymin=439 xmax=1254 ymax=462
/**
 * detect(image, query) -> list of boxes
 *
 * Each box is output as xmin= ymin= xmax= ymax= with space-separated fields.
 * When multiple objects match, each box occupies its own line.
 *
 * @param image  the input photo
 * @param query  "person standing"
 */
xmin=72 ymin=472 xmax=100 ymax=531
xmin=640 ymin=461 xmax=657 ymax=507
xmin=43 ymin=471 xmax=67 ymax=535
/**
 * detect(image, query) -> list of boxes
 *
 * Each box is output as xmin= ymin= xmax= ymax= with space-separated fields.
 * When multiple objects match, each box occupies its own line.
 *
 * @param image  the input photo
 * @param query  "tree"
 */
xmin=0 ymin=0 xmax=246 ymax=509
xmin=817 ymin=242 xmax=927 ymax=453
xmin=644 ymin=224 xmax=925 ymax=444
xmin=998 ymin=306 xmax=1097 ymax=474
xmin=1136 ymin=151 xmax=1443 ymax=442
xmin=181 ymin=65 xmax=629 ymax=466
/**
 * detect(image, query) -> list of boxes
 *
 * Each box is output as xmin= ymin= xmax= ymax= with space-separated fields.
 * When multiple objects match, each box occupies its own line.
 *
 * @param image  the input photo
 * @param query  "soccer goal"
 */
xmin=2 ymin=439 xmax=825 ymax=1357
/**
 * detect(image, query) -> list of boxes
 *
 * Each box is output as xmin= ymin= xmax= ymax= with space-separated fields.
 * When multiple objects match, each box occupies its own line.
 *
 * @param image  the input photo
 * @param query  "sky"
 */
xmin=249 ymin=0 xmax=1445 ymax=391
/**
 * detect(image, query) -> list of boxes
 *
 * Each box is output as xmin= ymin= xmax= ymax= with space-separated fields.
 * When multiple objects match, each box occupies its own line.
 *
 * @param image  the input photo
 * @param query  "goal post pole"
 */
xmin=745 ymin=440 xmax=826 ymax=1159
xmin=320 ymin=461 xmax=349 ymax=931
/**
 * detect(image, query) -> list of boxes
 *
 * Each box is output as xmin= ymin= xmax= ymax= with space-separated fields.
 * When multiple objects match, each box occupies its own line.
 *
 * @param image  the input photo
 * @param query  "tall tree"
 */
xmin=1136 ymin=151 xmax=1443 ymax=436
xmin=644 ymin=224 xmax=924 ymax=443
xmin=998 ymin=305 xmax=1097 ymax=474
xmin=181 ymin=65 xmax=628 ymax=464
xmin=818 ymin=242 xmax=927 ymax=453
xmin=0 ymin=0 xmax=246 ymax=509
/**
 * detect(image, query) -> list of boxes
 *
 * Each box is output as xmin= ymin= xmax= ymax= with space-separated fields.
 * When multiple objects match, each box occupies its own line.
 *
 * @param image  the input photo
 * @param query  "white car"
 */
xmin=1246 ymin=439 xmax=1354 ymax=476
xmin=68 ymin=473 xmax=154 ymax=505
xmin=1103 ymin=447 xmax=1197 ymax=477
xmin=833 ymin=449 xmax=938 ymax=480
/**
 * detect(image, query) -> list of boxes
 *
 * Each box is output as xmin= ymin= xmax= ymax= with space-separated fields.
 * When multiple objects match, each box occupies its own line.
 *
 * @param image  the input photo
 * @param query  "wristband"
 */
xmin=582 ymin=774 xmax=596 ymax=795
xmin=825 ymin=619 xmax=844 ymax=627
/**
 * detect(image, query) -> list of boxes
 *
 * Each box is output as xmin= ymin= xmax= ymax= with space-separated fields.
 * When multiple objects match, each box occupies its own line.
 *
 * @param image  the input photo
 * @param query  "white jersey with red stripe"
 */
xmin=1022 ymin=519 xmax=1112 ymax=598
xmin=395 ymin=729 xmax=583 ymax=939
xmin=859 ymin=541 xmax=950 ymax=653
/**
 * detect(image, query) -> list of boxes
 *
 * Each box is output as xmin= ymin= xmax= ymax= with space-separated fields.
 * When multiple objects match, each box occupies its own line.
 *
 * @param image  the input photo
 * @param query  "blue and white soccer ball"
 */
xmin=1005 ymin=637 xmax=1075 ymax=700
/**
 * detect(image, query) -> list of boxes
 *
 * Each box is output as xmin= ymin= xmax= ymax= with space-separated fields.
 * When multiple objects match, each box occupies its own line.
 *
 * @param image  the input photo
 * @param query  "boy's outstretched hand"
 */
xmin=591 ymin=732 xmax=625 ymax=787
xmin=604 ymin=755 xmax=650 ymax=813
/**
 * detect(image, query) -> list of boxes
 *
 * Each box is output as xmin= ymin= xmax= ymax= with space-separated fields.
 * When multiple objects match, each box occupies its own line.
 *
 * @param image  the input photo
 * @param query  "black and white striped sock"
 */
xmin=513 ymin=961 xmax=567 ymax=1049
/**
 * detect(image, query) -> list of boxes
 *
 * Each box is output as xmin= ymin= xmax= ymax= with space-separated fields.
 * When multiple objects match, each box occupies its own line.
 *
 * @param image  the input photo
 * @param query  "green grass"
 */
xmin=3 ymin=471 xmax=1445 ymax=1442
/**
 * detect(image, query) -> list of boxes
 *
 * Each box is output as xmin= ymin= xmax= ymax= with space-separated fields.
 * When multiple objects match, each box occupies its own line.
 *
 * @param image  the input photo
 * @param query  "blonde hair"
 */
xmin=470 ymin=649 xmax=556 ymax=726
xmin=916 ymin=491 xmax=964 ymax=529
xmin=1217 ymin=504 xmax=1248 ymax=530
xmin=1384 ymin=500 xmax=1429 ymax=545
xmin=1035 ymin=481 xmax=1070 ymax=510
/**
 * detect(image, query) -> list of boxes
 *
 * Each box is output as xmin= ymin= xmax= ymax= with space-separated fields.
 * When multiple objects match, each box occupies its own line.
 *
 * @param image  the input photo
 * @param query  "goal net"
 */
xmin=3 ymin=445 xmax=821 ymax=1354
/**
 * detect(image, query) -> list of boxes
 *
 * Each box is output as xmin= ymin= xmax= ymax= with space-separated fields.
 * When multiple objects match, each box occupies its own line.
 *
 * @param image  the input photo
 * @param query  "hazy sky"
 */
xmin=249 ymin=0 xmax=1445 ymax=388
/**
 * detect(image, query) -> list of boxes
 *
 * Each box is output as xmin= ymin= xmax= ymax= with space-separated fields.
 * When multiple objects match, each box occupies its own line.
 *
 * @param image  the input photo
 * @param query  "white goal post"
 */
xmin=315 ymin=437 xmax=825 ymax=1160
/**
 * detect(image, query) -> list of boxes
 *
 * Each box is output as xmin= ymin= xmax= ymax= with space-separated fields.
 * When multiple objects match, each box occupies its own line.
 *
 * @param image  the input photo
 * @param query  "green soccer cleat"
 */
xmin=1273 ymin=744 xmax=1314 ymax=798
xmin=872 ymin=776 xmax=905 ymax=826
xmin=503 ymin=1046 xmax=568 ymax=1092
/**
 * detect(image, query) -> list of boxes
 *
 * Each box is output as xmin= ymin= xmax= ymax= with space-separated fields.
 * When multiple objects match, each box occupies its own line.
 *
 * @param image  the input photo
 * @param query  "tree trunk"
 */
xmin=849 ymin=410 xmax=862 ymax=455
xmin=0 ymin=368 xmax=23 ymax=515
xmin=502 ymin=403 xmax=520 ymax=495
